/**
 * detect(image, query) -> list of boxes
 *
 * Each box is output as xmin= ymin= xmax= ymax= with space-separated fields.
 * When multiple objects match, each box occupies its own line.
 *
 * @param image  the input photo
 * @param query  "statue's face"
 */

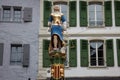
xmin=54 ymin=5 xmax=60 ymax=12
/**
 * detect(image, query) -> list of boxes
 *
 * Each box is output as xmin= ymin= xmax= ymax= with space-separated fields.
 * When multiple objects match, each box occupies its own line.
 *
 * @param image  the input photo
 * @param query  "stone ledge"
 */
xmin=46 ymin=77 xmax=120 ymax=80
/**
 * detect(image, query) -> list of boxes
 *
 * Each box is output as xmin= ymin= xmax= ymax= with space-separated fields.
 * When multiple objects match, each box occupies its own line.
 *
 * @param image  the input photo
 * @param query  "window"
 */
xmin=3 ymin=7 xmax=11 ymax=21
xmin=2 ymin=6 xmax=22 ymax=22
xmin=89 ymin=40 xmax=105 ymax=66
xmin=10 ymin=44 xmax=23 ymax=65
xmin=88 ymin=2 xmax=104 ymax=27
xmin=13 ymin=7 xmax=22 ymax=22
xmin=80 ymin=1 xmax=112 ymax=27
xmin=53 ymin=2 xmax=68 ymax=22
xmin=81 ymin=39 xmax=114 ymax=67
xmin=43 ymin=0 xmax=77 ymax=27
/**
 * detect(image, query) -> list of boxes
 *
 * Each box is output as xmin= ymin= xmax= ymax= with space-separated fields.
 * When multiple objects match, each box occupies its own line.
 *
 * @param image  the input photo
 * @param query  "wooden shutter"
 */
xmin=43 ymin=40 xmax=51 ymax=67
xmin=69 ymin=39 xmax=77 ymax=67
xmin=80 ymin=1 xmax=87 ymax=27
xmin=80 ymin=39 xmax=88 ymax=67
xmin=44 ymin=0 xmax=51 ymax=27
xmin=23 ymin=44 xmax=30 ymax=67
xmin=116 ymin=39 xmax=120 ymax=66
xmin=115 ymin=1 xmax=120 ymax=26
xmin=69 ymin=1 xmax=76 ymax=27
xmin=104 ymin=1 xmax=112 ymax=26
xmin=23 ymin=8 xmax=32 ymax=22
xmin=106 ymin=39 xmax=114 ymax=66
xmin=0 ymin=43 xmax=4 ymax=66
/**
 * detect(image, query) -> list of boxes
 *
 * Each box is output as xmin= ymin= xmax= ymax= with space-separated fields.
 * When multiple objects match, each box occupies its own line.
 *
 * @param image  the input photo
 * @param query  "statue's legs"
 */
xmin=53 ymin=35 xmax=58 ymax=50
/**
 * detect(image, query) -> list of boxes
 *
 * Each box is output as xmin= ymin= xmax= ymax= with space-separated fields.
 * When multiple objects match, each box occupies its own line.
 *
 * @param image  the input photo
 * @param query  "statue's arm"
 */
xmin=48 ymin=14 xmax=53 ymax=32
xmin=48 ymin=14 xmax=53 ymax=27
xmin=61 ymin=15 xmax=67 ymax=31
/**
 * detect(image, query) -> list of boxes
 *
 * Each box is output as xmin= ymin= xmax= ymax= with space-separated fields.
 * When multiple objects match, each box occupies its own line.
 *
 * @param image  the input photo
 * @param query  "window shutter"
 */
xmin=69 ymin=1 xmax=76 ymax=27
xmin=0 ymin=8 xmax=1 ymax=21
xmin=80 ymin=39 xmax=88 ymax=67
xmin=115 ymin=1 xmax=120 ymax=26
xmin=106 ymin=39 xmax=114 ymax=66
xmin=0 ymin=43 xmax=4 ymax=66
xmin=23 ymin=44 xmax=30 ymax=67
xmin=116 ymin=39 xmax=120 ymax=66
xmin=104 ymin=1 xmax=112 ymax=26
xmin=23 ymin=8 xmax=32 ymax=22
xmin=44 ymin=0 xmax=51 ymax=27
xmin=69 ymin=39 xmax=77 ymax=67
xmin=80 ymin=1 xmax=87 ymax=27
xmin=43 ymin=40 xmax=51 ymax=67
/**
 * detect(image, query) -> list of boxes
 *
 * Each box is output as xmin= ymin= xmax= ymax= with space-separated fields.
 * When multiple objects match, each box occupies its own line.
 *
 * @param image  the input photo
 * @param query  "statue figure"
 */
xmin=48 ymin=5 xmax=67 ymax=54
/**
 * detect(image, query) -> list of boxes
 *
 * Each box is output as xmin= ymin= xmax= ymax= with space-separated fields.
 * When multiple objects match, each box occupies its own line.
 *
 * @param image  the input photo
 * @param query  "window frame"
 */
xmin=52 ymin=1 xmax=69 ymax=24
xmin=88 ymin=39 xmax=106 ymax=67
xmin=13 ymin=7 xmax=22 ymax=22
xmin=2 ymin=6 xmax=11 ymax=22
xmin=10 ymin=44 xmax=23 ymax=65
xmin=1 ymin=6 xmax=23 ymax=22
xmin=87 ymin=1 xmax=105 ymax=27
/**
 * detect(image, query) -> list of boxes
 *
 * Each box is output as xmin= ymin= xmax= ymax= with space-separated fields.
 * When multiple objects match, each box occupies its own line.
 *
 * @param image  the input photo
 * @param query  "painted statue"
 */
xmin=48 ymin=5 xmax=67 ymax=54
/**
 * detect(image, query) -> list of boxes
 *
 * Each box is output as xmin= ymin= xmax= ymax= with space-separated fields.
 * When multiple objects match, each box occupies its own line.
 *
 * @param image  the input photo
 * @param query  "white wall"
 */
xmin=39 ymin=0 xmax=120 ymax=79
xmin=0 ymin=0 xmax=40 ymax=80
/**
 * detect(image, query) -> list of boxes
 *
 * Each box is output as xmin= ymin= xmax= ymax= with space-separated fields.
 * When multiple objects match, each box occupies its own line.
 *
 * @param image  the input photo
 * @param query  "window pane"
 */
xmin=96 ymin=12 xmax=102 ymax=20
xmin=61 ymin=4 xmax=67 ymax=21
xmin=90 ymin=42 xmax=97 ymax=66
xmin=89 ymin=21 xmax=95 ymax=26
xmin=89 ymin=5 xmax=95 ymax=11
xmin=89 ymin=11 xmax=95 ymax=20
xmin=96 ymin=4 xmax=102 ymax=11
xmin=97 ymin=42 xmax=104 ymax=66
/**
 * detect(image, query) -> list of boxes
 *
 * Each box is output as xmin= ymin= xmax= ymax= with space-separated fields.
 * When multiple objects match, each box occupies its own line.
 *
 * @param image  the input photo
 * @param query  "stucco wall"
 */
xmin=0 ymin=0 xmax=40 ymax=80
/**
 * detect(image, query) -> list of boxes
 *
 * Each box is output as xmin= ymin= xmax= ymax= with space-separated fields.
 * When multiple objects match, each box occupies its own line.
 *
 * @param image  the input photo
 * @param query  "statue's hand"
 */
xmin=48 ymin=27 xmax=51 ymax=32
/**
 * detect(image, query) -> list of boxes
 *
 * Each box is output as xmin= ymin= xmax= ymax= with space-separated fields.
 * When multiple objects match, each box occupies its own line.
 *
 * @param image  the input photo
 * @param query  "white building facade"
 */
xmin=0 ymin=0 xmax=40 ymax=80
xmin=39 ymin=0 xmax=120 ymax=80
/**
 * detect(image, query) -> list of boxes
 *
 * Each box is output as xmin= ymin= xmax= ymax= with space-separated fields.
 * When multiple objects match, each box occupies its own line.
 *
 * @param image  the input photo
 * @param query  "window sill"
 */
xmin=87 ymin=25 xmax=105 ymax=28
xmin=0 ymin=20 xmax=23 ymax=23
xmin=88 ymin=66 xmax=107 ymax=68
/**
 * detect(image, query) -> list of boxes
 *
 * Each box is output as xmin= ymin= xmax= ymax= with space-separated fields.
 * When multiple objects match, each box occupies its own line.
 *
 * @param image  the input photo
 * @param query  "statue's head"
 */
xmin=53 ymin=5 xmax=60 ymax=12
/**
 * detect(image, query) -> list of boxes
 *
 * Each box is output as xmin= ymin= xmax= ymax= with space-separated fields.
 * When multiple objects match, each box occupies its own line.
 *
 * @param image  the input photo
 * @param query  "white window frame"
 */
xmin=88 ymin=39 xmax=106 ymax=67
xmin=52 ymin=1 xmax=69 ymax=26
xmin=87 ymin=1 xmax=105 ymax=27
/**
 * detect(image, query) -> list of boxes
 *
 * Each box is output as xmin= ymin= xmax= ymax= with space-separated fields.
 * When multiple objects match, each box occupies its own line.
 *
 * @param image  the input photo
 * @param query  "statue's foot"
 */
xmin=53 ymin=48 xmax=59 ymax=51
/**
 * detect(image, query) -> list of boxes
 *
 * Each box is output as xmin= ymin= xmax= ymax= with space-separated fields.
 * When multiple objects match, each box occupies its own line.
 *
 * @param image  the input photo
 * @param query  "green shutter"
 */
xmin=106 ymin=39 xmax=114 ymax=66
xmin=80 ymin=1 xmax=87 ymax=27
xmin=43 ymin=40 xmax=51 ymax=67
xmin=69 ymin=39 xmax=77 ymax=67
xmin=69 ymin=1 xmax=76 ymax=27
xmin=80 ymin=39 xmax=88 ymax=67
xmin=104 ymin=1 xmax=112 ymax=26
xmin=43 ymin=0 xmax=51 ymax=27
xmin=116 ymin=39 xmax=120 ymax=66
xmin=115 ymin=1 xmax=120 ymax=26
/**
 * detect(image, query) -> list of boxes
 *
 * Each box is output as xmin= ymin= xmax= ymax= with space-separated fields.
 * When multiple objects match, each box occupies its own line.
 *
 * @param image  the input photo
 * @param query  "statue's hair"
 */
xmin=53 ymin=5 xmax=60 ymax=10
